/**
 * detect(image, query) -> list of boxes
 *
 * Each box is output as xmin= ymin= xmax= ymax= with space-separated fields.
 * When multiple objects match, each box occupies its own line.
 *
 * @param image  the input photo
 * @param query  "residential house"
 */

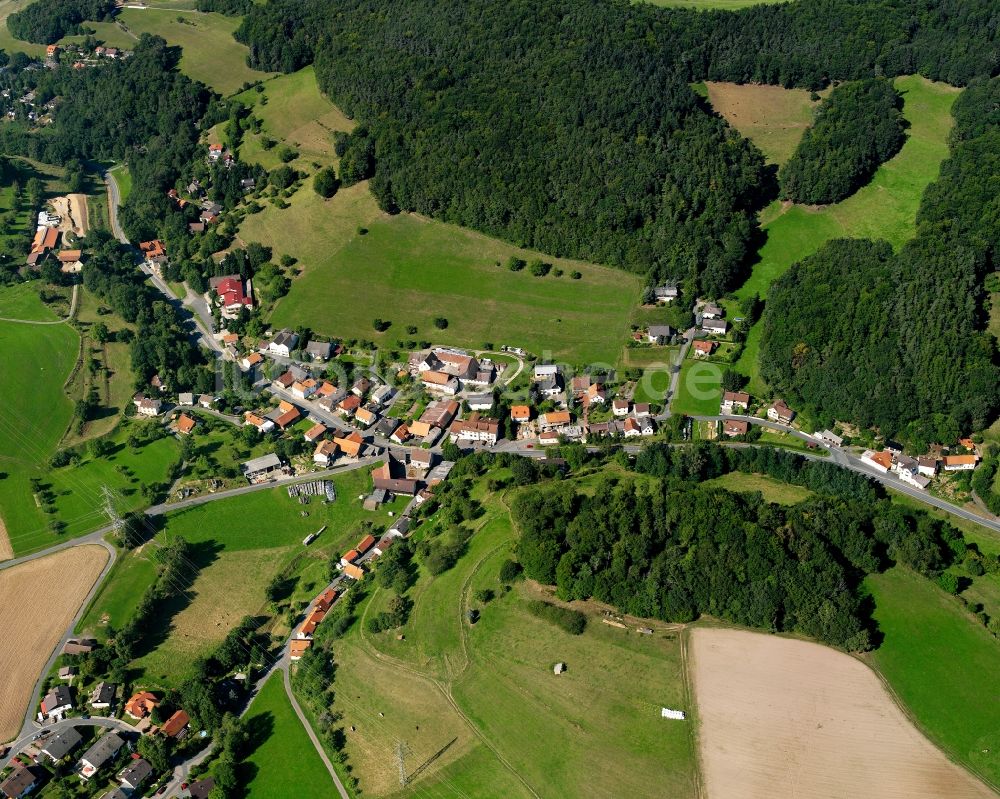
xmin=537 ymin=374 xmax=563 ymax=398
xmin=0 ymin=767 xmax=39 ymax=799
xmin=274 ymin=406 xmax=301 ymax=430
xmin=356 ymin=533 xmax=377 ymax=555
xmin=584 ymin=383 xmax=606 ymax=405
xmin=138 ymin=239 xmax=166 ymax=264
xmin=297 ymin=607 xmax=327 ymax=639
xmin=372 ymin=535 xmax=396 ymax=557
xmin=701 ymin=318 xmax=728 ymax=335
xmin=335 ymin=431 xmax=365 ymax=459
xmin=177 ymin=392 xmax=194 ymax=406
xmin=894 ymin=454 xmax=918 ymax=475
xmin=62 ymin=638 xmax=96 ymax=655
xmin=352 ymin=377 xmax=372 ymax=398
xmin=290 ymin=639 xmax=312 ymax=661
xmin=692 ymin=339 xmax=716 ymax=357
xmin=136 ymin=398 xmax=162 ymax=417
xmin=409 ymin=449 xmax=435 ymax=474
xmin=372 ymin=457 xmax=418 ymax=495
xmin=623 ymin=417 xmax=642 ymax=438
xmin=78 ymin=732 xmax=124 ymax=781
xmin=355 ymin=407 xmax=377 ymax=428
xmin=943 ymin=455 xmax=978 ymax=472
xmin=58 ymin=666 xmax=75 ymax=681
xmin=124 ymin=691 xmax=157 ymax=720
xmin=766 ymin=400 xmax=795 ymax=424
xmin=304 ymin=423 xmax=327 ymax=443
xmin=240 ymin=352 xmax=264 ymax=371
xmin=420 ymin=399 xmax=460 ymax=429
xmin=633 ymin=403 xmax=651 ymax=417
xmin=612 ymin=399 xmax=629 ymax=417
xmin=917 ymin=457 xmax=938 ymax=478
xmin=272 ymin=371 xmax=296 ymax=391
xmin=538 ymin=410 xmax=571 ymax=432
xmin=701 ymin=303 xmax=723 ymax=319
xmin=646 ymin=325 xmax=674 ymax=345
xmin=268 ymin=329 xmax=299 ymax=357
xmin=391 ymin=424 xmax=411 ymax=444
xmin=338 ymin=394 xmax=362 ymax=418
xmin=305 ymin=340 xmax=332 ymax=361
xmin=343 ymin=563 xmax=365 ymax=580
xmin=861 ymin=450 xmax=893 ymax=474
xmin=175 ymin=414 xmax=196 ymax=435
xmin=533 ymin=364 xmax=560 ymax=380
xmin=720 ymin=391 xmax=749 ymax=414
xmin=653 ymin=284 xmax=679 ymax=304
xmin=118 ymin=759 xmax=153 ymax=792
xmin=187 ymin=778 xmax=216 ymax=799
xmin=371 ymin=384 xmax=394 ymax=406
xmin=150 ymin=374 xmax=167 ymax=393
xmin=511 ymin=405 xmax=531 ymax=423
xmin=900 ymin=469 xmax=931 ymax=490
xmin=41 ymin=727 xmax=82 ymax=763
xmin=40 ymin=685 xmax=72 ymax=719
xmin=243 ymin=412 xmax=275 ymax=434
xmin=211 ymin=275 xmax=253 ymax=317
xmin=466 ymin=393 xmax=495 ymax=411
xmin=816 ymin=430 xmax=843 ymax=447
xmin=241 ymin=453 xmax=283 ymax=481
xmin=450 ymin=415 xmax=499 ymax=445
xmin=539 ymin=430 xmax=561 ymax=446
xmin=89 ymin=681 xmax=115 ymax=710
xmin=208 ymin=143 xmax=224 ymax=160
xmin=313 ymin=439 xmax=339 ymax=467
xmin=160 ymin=709 xmax=190 ymax=739
xmin=291 ymin=379 xmax=318 ymax=399
xmin=421 ymin=370 xmax=460 ymax=395
xmin=723 ymin=420 xmax=749 ymax=438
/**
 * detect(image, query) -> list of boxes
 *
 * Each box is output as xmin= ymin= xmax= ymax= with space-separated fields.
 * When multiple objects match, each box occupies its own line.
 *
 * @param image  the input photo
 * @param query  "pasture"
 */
xmin=702 ymin=81 xmax=822 ymax=165
xmin=330 ymin=491 xmax=697 ymax=798
xmin=690 ymin=626 xmax=995 ymax=799
xmin=0 ymin=288 xmax=78 ymax=557
xmin=701 ymin=471 xmax=814 ymax=505
xmin=76 ymin=548 xmax=158 ymax=638
xmin=130 ymin=468 xmax=397 ymax=684
xmin=259 ymin=193 xmax=641 ymax=365
xmin=114 ymin=7 xmax=274 ymax=95
xmin=866 ymin=567 xmax=1000 ymax=788
xmin=243 ymin=674 xmax=333 ymax=799
xmin=0 ymin=545 xmax=109 ymax=742
xmin=232 ymin=66 xmax=353 ymax=170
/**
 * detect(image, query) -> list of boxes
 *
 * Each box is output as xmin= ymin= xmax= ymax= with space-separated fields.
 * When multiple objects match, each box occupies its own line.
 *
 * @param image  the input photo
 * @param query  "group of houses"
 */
xmin=411 ymin=347 xmax=503 ymax=397
xmin=25 ymin=208 xmax=82 ymax=271
xmin=860 ymin=439 xmax=980 ymax=490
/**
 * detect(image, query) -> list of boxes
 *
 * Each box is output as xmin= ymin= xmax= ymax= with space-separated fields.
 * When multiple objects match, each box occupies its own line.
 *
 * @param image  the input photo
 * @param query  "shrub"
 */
xmin=526 ymin=600 xmax=586 ymax=635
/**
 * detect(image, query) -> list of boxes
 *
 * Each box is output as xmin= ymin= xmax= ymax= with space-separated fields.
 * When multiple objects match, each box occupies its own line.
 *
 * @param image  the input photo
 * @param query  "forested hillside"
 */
xmin=779 ymin=79 xmax=906 ymax=204
xmin=513 ymin=443 xmax=966 ymax=650
xmin=7 ymin=0 xmax=114 ymax=44
xmin=760 ymin=77 xmax=1000 ymax=445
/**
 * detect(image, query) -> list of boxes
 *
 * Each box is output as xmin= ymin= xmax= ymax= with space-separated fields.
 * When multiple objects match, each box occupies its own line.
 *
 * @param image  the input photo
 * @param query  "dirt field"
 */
xmin=690 ymin=627 xmax=995 ymax=799
xmin=703 ymin=82 xmax=822 ymax=165
xmin=0 ymin=516 xmax=11 ymax=560
xmin=50 ymin=194 xmax=88 ymax=237
xmin=0 ymin=545 xmax=108 ymax=742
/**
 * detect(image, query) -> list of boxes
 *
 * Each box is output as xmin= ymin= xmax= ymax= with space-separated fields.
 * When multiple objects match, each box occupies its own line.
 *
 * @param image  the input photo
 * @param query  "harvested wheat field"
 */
xmin=0 ymin=516 xmax=12 ymax=560
xmin=690 ymin=627 xmax=995 ymax=799
xmin=0 ymin=545 xmax=108 ymax=742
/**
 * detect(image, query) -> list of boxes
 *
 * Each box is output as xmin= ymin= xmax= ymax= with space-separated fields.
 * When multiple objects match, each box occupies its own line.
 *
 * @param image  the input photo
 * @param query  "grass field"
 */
xmin=702 ymin=471 xmax=814 ymax=505
xmin=113 ymin=8 xmax=274 ymax=95
xmin=327 ymin=488 xmax=698 ymax=798
xmin=0 ymin=0 xmax=46 ymax=57
xmin=242 ymin=674 xmax=334 ymax=799
xmin=231 ymin=66 xmax=353 ymax=171
xmin=0 ymin=287 xmax=78 ymax=556
xmin=250 ymin=187 xmax=642 ymax=365
xmin=131 ymin=468 xmax=398 ymax=684
xmin=671 ymin=355 xmax=723 ymax=416
xmin=108 ymin=163 xmax=132 ymax=204
xmin=701 ymin=81 xmax=822 ymax=165
xmin=866 ymin=567 xmax=1000 ymax=788
xmin=76 ymin=548 xmax=158 ymax=638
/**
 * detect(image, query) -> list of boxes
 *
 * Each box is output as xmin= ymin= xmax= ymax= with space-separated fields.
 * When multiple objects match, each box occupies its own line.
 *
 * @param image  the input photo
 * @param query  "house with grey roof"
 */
xmin=78 ymin=732 xmax=124 ymax=781
xmin=41 ymin=726 xmax=83 ymax=762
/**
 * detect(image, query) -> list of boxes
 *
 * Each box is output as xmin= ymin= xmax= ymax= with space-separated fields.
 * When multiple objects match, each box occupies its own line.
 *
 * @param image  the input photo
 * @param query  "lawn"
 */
xmin=702 ymin=471 xmax=814 ymax=505
xmin=115 ymin=8 xmax=275 ymax=95
xmin=242 ymin=673 xmax=334 ymax=799
xmin=231 ymin=66 xmax=354 ymax=171
xmin=865 ymin=567 xmax=1000 ymax=788
xmin=0 ymin=287 xmax=78 ymax=556
xmin=251 ymin=188 xmax=642 ymax=365
xmin=701 ymin=81 xmax=822 ymax=165
xmin=76 ymin=548 xmax=159 ymax=638
xmin=671 ymin=355 xmax=723 ymax=416
xmin=329 ymin=488 xmax=698 ymax=798
xmin=108 ymin=163 xmax=132 ymax=204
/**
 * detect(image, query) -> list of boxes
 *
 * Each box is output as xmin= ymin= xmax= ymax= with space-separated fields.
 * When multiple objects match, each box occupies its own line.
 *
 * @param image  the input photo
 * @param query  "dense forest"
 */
xmin=760 ymin=77 xmax=1000 ymax=445
xmin=514 ymin=443 xmax=965 ymax=649
xmin=7 ymin=0 xmax=113 ymax=44
xmin=779 ymin=79 xmax=906 ymax=204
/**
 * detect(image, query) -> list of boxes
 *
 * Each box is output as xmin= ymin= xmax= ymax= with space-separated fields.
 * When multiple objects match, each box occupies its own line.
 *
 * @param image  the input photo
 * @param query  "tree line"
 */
xmin=7 ymin=0 xmax=114 ymax=44
xmin=760 ymin=76 xmax=1000 ymax=445
xmin=780 ymin=79 xmax=906 ymax=204
xmin=513 ymin=442 xmax=967 ymax=650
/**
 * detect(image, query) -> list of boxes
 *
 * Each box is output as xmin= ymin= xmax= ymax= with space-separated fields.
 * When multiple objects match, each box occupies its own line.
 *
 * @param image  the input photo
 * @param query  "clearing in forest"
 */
xmin=690 ymin=626 xmax=995 ymax=799
xmin=0 ymin=545 xmax=109 ymax=741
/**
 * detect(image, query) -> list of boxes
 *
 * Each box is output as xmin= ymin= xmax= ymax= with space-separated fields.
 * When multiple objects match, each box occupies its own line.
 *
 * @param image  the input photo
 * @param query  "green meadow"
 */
xmin=243 ymin=674 xmax=334 ymax=799
xmin=866 ymin=567 xmax=1000 ymax=788
xmin=702 ymin=471 xmax=815 ymax=505
xmin=250 ymin=185 xmax=642 ymax=365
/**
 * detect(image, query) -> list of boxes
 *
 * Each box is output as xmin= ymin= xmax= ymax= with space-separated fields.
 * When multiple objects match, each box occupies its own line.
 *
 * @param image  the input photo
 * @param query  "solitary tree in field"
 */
xmin=433 ymin=317 xmax=448 ymax=330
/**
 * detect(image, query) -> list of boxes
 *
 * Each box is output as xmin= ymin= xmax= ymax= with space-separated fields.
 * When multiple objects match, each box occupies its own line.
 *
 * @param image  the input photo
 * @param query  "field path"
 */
xmin=0 ymin=283 xmax=78 ymax=325
xmin=0 ymin=516 xmax=11 ymax=561
xmin=689 ymin=627 xmax=996 ymax=799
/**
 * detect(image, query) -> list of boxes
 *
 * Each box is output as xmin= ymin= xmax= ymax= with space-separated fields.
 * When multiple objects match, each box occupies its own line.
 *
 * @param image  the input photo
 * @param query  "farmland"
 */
xmin=257 ymin=197 xmax=641 ymax=365
xmin=865 ymin=567 xmax=1000 ymax=789
xmin=242 ymin=674 xmax=333 ymax=799
xmin=324 ymin=490 xmax=697 ymax=798
xmin=0 ymin=544 xmax=109 ymax=742
xmin=691 ymin=626 xmax=995 ymax=799
xmin=129 ymin=468 xmax=399 ymax=685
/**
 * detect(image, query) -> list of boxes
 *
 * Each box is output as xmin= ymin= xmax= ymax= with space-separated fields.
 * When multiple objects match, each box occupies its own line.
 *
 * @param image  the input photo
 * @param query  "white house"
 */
xmin=701 ymin=318 xmax=728 ymax=335
xmin=612 ymin=399 xmax=629 ymax=417
xmin=917 ymin=457 xmax=938 ymax=477
xmin=653 ymin=284 xmax=679 ymax=304
xmin=816 ymin=430 xmax=843 ymax=447
xmin=943 ymin=455 xmax=978 ymax=472
xmin=466 ymin=393 xmax=495 ymax=411
xmin=900 ymin=469 xmax=930 ymax=490
xmin=701 ymin=303 xmax=723 ymax=319
xmin=135 ymin=398 xmax=162 ymax=417
xmin=533 ymin=364 xmax=560 ymax=380
xmin=268 ymin=329 xmax=299 ymax=357
xmin=861 ymin=450 xmax=892 ymax=474
xmin=720 ymin=391 xmax=749 ymax=414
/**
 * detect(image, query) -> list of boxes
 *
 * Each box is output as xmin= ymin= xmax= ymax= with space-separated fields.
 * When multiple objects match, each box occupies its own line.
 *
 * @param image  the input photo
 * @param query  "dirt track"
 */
xmin=0 ymin=516 xmax=11 ymax=561
xmin=690 ymin=627 xmax=995 ymax=799
xmin=0 ymin=545 xmax=108 ymax=742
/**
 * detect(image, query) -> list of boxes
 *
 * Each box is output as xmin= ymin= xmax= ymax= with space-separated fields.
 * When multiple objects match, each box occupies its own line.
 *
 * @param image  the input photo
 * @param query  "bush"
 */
xmin=313 ymin=166 xmax=339 ymax=198
xmin=433 ymin=317 xmax=448 ymax=329
xmin=570 ymin=271 xmax=582 ymax=280
xmin=528 ymin=259 xmax=550 ymax=277
xmin=526 ymin=600 xmax=586 ymax=635
xmin=507 ymin=257 xmax=526 ymax=272
xmin=498 ymin=560 xmax=523 ymax=583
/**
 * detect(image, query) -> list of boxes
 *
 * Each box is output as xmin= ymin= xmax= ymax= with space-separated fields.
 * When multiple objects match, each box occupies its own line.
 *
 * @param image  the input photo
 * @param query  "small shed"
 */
xmin=554 ymin=662 xmax=566 ymax=675
xmin=661 ymin=707 xmax=685 ymax=720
